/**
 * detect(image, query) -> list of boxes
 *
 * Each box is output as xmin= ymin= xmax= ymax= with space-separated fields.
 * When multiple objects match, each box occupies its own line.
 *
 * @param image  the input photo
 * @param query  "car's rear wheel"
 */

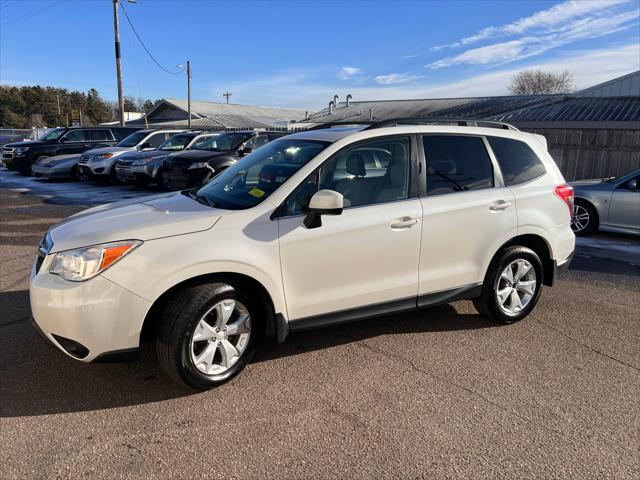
xmin=156 ymin=282 xmax=258 ymax=390
xmin=473 ymin=246 xmax=543 ymax=324
xmin=571 ymin=200 xmax=597 ymax=236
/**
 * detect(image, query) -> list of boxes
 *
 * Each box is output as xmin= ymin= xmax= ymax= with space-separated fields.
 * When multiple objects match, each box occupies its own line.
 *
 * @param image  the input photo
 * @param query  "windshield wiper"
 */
xmin=182 ymin=189 xmax=216 ymax=208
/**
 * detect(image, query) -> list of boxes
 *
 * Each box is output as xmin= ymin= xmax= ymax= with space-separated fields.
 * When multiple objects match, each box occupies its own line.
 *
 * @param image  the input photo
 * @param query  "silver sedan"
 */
xmin=570 ymin=168 xmax=640 ymax=236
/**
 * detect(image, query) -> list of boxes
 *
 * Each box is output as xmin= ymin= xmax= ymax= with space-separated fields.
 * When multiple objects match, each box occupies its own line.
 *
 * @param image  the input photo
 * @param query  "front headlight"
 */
xmin=49 ymin=240 xmax=142 ymax=282
xmin=15 ymin=147 xmax=30 ymax=155
xmin=188 ymin=161 xmax=210 ymax=170
xmin=94 ymin=153 xmax=114 ymax=160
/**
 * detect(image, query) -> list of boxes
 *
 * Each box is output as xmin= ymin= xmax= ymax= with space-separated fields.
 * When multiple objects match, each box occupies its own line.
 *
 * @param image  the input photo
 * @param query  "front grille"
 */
xmin=118 ymin=160 xmax=133 ymax=167
xmin=2 ymin=147 xmax=15 ymax=159
xmin=79 ymin=155 xmax=90 ymax=164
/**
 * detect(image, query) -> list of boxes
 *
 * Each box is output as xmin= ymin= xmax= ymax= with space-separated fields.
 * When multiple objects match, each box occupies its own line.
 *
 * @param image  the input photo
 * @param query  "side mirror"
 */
xmin=303 ymin=189 xmax=343 ymax=229
xmin=58 ymin=137 xmax=68 ymax=143
xmin=139 ymin=142 xmax=152 ymax=150
xmin=238 ymin=146 xmax=252 ymax=156
xmin=626 ymin=178 xmax=637 ymax=190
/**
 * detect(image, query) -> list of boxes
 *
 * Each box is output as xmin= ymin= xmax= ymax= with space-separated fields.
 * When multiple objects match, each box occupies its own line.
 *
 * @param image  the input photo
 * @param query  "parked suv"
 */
xmin=78 ymin=129 xmax=184 ymax=182
xmin=30 ymin=119 xmax=575 ymax=389
xmin=2 ymin=127 xmax=138 ymax=174
xmin=115 ymin=131 xmax=220 ymax=187
xmin=158 ymin=130 xmax=286 ymax=190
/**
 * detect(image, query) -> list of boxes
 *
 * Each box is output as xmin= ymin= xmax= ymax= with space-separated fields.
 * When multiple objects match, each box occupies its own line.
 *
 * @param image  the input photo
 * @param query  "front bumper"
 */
xmin=29 ymin=256 xmax=151 ymax=362
xmin=32 ymin=165 xmax=74 ymax=179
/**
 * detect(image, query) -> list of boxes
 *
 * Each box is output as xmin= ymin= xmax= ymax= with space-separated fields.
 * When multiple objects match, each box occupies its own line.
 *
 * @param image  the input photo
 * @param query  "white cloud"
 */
xmin=433 ymin=0 xmax=632 ymax=50
xmin=374 ymin=73 xmax=423 ymax=84
xmin=338 ymin=66 xmax=361 ymax=80
xmin=428 ymin=10 xmax=639 ymax=69
xmin=209 ymin=43 xmax=639 ymax=109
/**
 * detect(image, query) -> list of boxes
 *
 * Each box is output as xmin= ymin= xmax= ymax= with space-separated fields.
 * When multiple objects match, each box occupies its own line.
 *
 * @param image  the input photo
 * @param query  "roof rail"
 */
xmin=365 ymin=117 xmax=519 ymax=131
xmin=307 ymin=121 xmax=371 ymax=131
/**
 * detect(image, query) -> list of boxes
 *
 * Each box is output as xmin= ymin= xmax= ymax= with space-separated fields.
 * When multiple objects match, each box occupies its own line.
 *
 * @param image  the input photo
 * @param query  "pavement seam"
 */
xmin=535 ymin=319 xmax=640 ymax=372
xmin=322 ymin=328 xmax=568 ymax=439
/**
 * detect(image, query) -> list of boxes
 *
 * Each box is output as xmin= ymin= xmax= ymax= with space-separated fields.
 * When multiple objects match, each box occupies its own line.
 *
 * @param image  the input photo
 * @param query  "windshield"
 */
xmin=189 ymin=132 xmax=251 ymax=152
xmin=159 ymin=134 xmax=195 ymax=151
xmin=194 ymin=138 xmax=330 ymax=210
xmin=117 ymin=131 xmax=148 ymax=148
xmin=39 ymin=128 xmax=65 ymax=141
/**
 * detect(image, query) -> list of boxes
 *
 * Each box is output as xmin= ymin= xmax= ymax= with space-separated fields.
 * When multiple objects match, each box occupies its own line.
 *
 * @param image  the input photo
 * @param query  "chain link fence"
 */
xmin=0 ymin=128 xmax=52 ymax=146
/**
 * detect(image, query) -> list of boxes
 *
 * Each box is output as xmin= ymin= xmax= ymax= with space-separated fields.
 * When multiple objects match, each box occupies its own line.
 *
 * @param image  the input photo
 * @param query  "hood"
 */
xmin=48 ymin=191 xmax=226 ymax=252
xmin=38 ymin=154 xmax=80 ymax=166
xmin=4 ymin=140 xmax=50 ymax=148
xmin=570 ymin=178 xmax=609 ymax=186
xmin=165 ymin=149 xmax=231 ymax=164
xmin=85 ymin=146 xmax=132 ymax=156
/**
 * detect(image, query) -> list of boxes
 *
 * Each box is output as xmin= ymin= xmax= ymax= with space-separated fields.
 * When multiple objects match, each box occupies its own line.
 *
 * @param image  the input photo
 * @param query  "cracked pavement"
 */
xmin=1 ymin=187 xmax=639 ymax=479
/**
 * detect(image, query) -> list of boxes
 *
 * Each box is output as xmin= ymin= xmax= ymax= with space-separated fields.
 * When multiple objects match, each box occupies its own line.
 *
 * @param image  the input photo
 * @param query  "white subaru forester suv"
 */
xmin=30 ymin=120 xmax=575 ymax=389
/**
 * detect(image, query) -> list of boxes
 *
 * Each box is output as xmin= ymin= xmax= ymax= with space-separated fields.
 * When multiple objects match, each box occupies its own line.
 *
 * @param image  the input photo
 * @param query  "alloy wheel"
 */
xmin=496 ymin=259 xmax=537 ymax=316
xmin=189 ymin=299 xmax=251 ymax=376
xmin=571 ymin=204 xmax=590 ymax=233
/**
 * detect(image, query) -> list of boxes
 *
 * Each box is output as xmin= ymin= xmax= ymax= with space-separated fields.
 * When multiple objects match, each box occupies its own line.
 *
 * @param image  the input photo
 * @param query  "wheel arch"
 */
xmin=496 ymin=234 xmax=554 ymax=286
xmin=140 ymin=272 xmax=279 ymax=344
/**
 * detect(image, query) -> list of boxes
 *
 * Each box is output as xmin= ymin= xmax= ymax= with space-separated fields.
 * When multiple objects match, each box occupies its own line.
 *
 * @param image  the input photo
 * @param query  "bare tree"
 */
xmin=508 ymin=69 xmax=574 ymax=95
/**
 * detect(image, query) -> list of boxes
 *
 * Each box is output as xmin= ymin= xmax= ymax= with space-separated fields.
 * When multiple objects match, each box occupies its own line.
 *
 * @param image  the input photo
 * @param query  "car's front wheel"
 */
xmin=473 ymin=246 xmax=543 ymax=324
xmin=571 ymin=200 xmax=597 ymax=235
xmin=156 ymin=282 xmax=258 ymax=389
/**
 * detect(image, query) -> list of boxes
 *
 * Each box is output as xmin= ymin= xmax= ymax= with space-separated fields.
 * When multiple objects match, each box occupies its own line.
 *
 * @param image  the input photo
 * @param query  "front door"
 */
xmin=608 ymin=174 xmax=640 ymax=231
xmin=277 ymin=135 xmax=422 ymax=321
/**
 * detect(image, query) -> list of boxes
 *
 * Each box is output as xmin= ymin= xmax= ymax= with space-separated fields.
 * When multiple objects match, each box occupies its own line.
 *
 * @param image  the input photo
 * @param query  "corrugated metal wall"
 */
xmin=523 ymin=128 xmax=640 ymax=181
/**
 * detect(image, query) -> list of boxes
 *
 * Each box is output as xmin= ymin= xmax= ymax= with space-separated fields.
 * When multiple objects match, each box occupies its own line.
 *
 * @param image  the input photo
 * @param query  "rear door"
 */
xmin=278 ymin=135 xmax=422 ymax=321
xmin=418 ymin=134 xmax=517 ymax=300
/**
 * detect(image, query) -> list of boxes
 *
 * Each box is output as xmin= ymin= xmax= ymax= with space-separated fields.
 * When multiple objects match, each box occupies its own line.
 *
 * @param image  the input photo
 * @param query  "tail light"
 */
xmin=554 ymin=184 xmax=574 ymax=215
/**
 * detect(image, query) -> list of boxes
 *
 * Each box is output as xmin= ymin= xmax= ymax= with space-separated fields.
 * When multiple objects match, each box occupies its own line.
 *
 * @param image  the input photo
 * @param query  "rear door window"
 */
xmin=487 ymin=136 xmax=546 ymax=186
xmin=89 ymin=129 xmax=113 ymax=141
xmin=423 ymin=135 xmax=494 ymax=196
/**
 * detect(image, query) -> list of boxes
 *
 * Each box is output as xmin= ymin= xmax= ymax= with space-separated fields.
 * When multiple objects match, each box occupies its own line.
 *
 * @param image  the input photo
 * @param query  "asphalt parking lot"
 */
xmin=1 ymin=172 xmax=639 ymax=479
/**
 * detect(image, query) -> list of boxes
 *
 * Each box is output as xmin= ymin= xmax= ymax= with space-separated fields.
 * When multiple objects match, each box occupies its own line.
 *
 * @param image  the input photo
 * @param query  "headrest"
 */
xmin=346 ymin=153 xmax=366 ymax=177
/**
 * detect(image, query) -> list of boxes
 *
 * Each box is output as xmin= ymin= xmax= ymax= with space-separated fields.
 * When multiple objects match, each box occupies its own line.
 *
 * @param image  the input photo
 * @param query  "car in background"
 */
xmin=2 ymin=127 xmax=138 ymax=174
xmin=78 ymin=129 xmax=184 ymax=182
xmin=158 ymin=130 xmax=287 ymax=190
xmin=571 ymin=168 xmax=639 ymax=236
xmin=115 ymin=131 xmax=221 ymax=187
xmin=31 ymin=153 xmax=83 ymax=180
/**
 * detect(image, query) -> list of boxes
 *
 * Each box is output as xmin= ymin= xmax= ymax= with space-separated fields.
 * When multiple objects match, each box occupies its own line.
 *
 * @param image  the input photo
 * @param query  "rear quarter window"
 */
xmin=488 ymin=136 xmax=546 ymax=186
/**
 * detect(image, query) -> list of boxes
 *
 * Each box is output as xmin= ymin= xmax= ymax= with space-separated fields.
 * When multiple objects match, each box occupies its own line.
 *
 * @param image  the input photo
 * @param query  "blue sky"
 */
xmin=1 ymin=0 xmax=639 ymax=109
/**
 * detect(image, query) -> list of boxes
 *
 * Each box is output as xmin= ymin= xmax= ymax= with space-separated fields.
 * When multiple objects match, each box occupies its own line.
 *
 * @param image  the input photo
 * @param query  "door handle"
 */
xmin=390 ymin=216 xmax=419 ymax=229
xmin=489 ymin=200 xmax=512 ymax=211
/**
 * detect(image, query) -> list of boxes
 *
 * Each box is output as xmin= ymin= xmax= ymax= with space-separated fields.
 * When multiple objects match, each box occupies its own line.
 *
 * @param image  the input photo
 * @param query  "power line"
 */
xmin=0 ymin=1 xmax=61 ymax=30
xmin=118 ymin=2 xmax=184 ymax=75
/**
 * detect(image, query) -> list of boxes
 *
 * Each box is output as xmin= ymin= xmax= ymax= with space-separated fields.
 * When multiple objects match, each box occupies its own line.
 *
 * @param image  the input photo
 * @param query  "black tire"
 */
xmin=473 ymin=246 xmax=544 ymax=324
xmin=156 ymin=282 xmax=260 ymax=390
xmin=572 ymin=199 xmax=598 ymax=236
xmin=134 ymin=177 xmax=151 ymax=188
xmin=109 ymin=165 xmax=122 ymax=185
xmin=155 ymin=170 xmax=168 ymax=190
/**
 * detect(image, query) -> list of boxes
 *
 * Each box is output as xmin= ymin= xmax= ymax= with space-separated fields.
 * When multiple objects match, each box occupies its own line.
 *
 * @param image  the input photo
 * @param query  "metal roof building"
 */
xmin=135 ymin=99 xmax=307 ymax=129
xmin=305 ymin=71 xmax=640 ymax=180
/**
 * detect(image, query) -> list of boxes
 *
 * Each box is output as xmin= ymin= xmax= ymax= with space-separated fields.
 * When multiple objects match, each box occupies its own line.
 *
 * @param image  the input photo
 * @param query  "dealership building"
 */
xmin=304 ymin=71 xmax=640 ymax=181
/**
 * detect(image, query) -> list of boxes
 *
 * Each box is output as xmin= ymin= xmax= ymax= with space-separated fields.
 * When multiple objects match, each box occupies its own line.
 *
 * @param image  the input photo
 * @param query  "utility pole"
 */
xmin=112 ymin=0 xmax=125 ymax=126
xmin=56 ymin=94 xmax=62 ymax=126
xmin=223 ymin=91 xmax=232 ymax=104
xmin=187 ymin=60 xmax=191 ymax=128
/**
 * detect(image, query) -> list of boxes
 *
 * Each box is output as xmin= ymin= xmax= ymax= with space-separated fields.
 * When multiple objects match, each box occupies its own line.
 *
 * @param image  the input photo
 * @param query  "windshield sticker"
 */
xmin=248 ymin=187 xmax=265 ymax=198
